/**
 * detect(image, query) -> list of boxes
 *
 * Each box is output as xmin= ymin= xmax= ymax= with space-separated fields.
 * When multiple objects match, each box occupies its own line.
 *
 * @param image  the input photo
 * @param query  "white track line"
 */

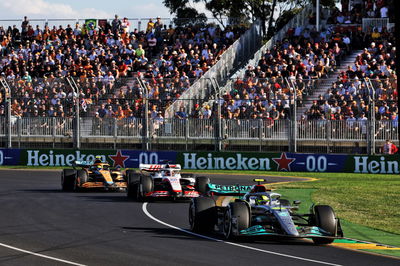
xmin=0 ymin=243 xmax=86 ymax=266
xmin=142 ymin=203 xmax=342 ymax=266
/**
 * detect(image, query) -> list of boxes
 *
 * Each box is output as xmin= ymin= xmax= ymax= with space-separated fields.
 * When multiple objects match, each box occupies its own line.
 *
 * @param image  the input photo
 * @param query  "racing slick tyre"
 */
xmin=125 ymin=170 xmax=136 ymax=182
xmin=74 ymin=170 xmax=88 ymax=191
xmin=223 ymin=202 xmax=250 ymax=240
xmin=195 ymin=176 xmax=210 ymax=195
xmin=127 ymin=172 xmax=141 ymax=200
xmin=312 ymin=205 xmax=337 ymax=245
xmin=189 ymin=197 xmax=216 ymax=233
xmin=61 ymin=169 xmax=76 ymax=191
xmin=138 ymin=175 xmax=153 ymax=201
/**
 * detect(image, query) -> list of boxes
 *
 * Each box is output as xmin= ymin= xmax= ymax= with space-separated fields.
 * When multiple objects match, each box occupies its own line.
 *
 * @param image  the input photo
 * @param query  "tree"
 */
xmin=163 ymin=0 xmax=337 ymax=35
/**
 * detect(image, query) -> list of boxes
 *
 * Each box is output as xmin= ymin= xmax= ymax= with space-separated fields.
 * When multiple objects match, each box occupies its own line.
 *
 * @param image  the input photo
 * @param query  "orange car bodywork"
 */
xmin=78 ymin=163 xmax=127 ymax=190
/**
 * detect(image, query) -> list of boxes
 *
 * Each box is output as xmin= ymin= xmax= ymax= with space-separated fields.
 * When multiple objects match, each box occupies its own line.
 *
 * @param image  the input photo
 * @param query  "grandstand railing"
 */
xmin=165 ymin=20 xmax=263 ymax=118
xmin=1 ymin=116 xmax=397 ymax=154
xmin=362 ymin=18 xmax=392 ymax=31
xmin=0 ymin=77 xmax=397 ymax=154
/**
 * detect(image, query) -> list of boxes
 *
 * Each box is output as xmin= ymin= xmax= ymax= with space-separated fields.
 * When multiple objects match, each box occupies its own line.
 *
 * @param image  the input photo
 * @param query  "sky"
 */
xmin=0 ymin=0 xmax=208 ymax=19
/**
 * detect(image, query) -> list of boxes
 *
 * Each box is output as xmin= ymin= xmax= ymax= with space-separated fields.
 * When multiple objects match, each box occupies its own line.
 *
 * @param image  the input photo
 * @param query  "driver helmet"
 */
xmin=256 ymin=195 xmax=269 ymax=205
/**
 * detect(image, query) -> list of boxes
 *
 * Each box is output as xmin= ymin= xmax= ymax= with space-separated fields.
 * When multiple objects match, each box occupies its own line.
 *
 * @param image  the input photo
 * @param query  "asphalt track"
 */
xmin=0 ymin=170 xmax=398 ymax=266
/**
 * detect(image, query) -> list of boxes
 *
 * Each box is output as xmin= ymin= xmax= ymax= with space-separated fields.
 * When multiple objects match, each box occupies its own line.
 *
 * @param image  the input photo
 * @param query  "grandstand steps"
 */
xmin=296 ymin=50 xmax=363 ymax=119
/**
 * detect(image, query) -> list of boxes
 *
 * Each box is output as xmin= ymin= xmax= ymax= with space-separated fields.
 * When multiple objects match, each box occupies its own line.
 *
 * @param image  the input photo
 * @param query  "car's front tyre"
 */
xmin=312 ymin=205 xmax=337 ymax=245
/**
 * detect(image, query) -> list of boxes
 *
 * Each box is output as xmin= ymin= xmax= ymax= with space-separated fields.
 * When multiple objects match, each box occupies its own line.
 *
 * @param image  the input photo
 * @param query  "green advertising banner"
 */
xmin=348 ymin=155 xmax=400 ymax=174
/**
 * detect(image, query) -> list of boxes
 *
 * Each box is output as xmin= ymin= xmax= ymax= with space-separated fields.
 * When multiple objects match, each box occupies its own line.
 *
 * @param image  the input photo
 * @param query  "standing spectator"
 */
xmin=154 ymin=16 xmax=163 ymax=37
xmin=380 ymin=4 xmax=389 ymax=18
xmin=152 ymin=111 xmax=164 ymax=136
xmin=91 ymin=112 xmax=103 ymax=135
xmin=146 ymin=19 xmax=155 ymax=33
xmin=112 ymin=15 xmax=121 ymax=34
xmin=382 ymin=139 xmax=398 ymax=154
xmin=121 ymin=17 xmax=130 ymax=34
xmin=21 ymin=16 xmax=29 ymax=41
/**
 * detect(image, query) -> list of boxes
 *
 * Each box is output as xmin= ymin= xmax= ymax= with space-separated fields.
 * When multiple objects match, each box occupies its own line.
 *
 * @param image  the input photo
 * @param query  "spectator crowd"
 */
xmin=201 ymin=0 xmax=396 ymax=129
xmin=0 ymin=15 xmax=246 ymax=119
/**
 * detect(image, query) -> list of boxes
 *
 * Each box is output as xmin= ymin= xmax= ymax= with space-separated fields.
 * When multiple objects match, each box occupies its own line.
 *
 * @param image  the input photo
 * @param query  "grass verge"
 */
xmin=276 ymin=187 xmax=400 ymax=258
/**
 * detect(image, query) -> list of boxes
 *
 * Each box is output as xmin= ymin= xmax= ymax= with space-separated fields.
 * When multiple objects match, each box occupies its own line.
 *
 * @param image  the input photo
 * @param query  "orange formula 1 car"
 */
xmin=61 ymin=157 xmax=129 ymax=191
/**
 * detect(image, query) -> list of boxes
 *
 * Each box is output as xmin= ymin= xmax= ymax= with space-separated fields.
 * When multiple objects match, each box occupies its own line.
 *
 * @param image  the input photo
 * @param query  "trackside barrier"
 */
xmin=1 ymin=149 xmax=398 ymax=175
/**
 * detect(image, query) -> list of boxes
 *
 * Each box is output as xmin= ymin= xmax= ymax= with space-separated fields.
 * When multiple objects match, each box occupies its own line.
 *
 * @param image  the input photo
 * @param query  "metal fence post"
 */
xmin=17 ymin=117 xmax=21 ymax=148
xmin=258 ymin=119 xmax=262 ymax=152
xmin=326 ymin=120 xmax=331 ymax=153
xmin=137 ymin=77 xmax=149 ymax=151
xmin=67 ymin=77 xmax=80 ymax=149
xmin=52 ymin=117 xmax=56 ymax=148
xmin=217 ymin=100 xmax=222 ymax=152
xmin=7 ymin=96 xmax=12 ymax=148
xmin=113 ymin=118 xmax=117 ymax=150
xmin=368 ymin=78 xmax=376 ymax=155
xmin=185 ymin=118 xmax=189 ymax=151
xmin=1 ymin=78 xmax=13 ymax=148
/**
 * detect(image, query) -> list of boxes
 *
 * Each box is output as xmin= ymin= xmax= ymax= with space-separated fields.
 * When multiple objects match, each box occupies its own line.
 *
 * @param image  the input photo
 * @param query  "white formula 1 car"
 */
xmin=126 ymin=163 xmax=209 ymax=201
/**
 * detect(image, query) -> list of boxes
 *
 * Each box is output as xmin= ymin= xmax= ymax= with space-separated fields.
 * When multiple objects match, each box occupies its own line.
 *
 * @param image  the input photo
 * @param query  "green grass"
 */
xmin=275 ymin=187 xmax=400 ymax=258
xmin=269 ymin=172 xmax=400 ymax=236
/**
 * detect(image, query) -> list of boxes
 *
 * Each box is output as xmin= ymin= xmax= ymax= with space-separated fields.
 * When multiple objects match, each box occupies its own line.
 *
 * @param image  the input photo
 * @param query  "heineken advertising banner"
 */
xmin=1 ymin=149 xmax=398 ymax=174
xmin=176 ymin=152 xmax=400 ymax=174
xmin=0 ymin=149 xmax=176 ymax=168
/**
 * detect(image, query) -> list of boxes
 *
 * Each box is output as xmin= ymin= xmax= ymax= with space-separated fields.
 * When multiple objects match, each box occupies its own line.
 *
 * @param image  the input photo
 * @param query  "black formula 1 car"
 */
xmin=189 ymin=179 xmax=343 ymax=244
xmin=61 ymin=158 xmax=128 ymax=191
xmin=126 ymin=163 xmax=210 ymax=201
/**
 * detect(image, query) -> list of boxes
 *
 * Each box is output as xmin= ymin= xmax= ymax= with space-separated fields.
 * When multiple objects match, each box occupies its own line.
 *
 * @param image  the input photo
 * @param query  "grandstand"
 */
xmin=0 ymin=1 xmax=397 ymax=154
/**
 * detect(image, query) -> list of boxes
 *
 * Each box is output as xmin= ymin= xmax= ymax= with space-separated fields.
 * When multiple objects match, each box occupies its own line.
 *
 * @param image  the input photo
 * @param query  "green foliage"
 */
xmin=163 ymin=0 xmax=312 ymax=36
xmin=173 ymin=7 xmax=208 ymax=27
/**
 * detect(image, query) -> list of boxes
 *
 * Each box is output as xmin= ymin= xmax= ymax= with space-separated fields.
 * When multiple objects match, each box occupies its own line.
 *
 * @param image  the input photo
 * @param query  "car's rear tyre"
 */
xmin=61 ymin=169 xmax=76 ymax=191
xmin=138 ymin=175 xmax=153 ymax=201
xmin=195 ymin=176 xmax=210 ymax=195
xmin=125 ymin=170 xmax=136 ymax=182
xmin=312 ymin=205 xmax=337 ymax=245
xmin=127 ymin=172 xmax=141 ymax=200
xmin=223 ymin=202 xmax=250 ymax=239
xmin=189 ymin=197 xmax=216 ymax=233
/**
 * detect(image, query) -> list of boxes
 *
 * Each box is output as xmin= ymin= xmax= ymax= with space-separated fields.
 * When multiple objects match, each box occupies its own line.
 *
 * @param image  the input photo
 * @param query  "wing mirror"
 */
xmin=293 ymin=200 xmax=301 ymax=205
